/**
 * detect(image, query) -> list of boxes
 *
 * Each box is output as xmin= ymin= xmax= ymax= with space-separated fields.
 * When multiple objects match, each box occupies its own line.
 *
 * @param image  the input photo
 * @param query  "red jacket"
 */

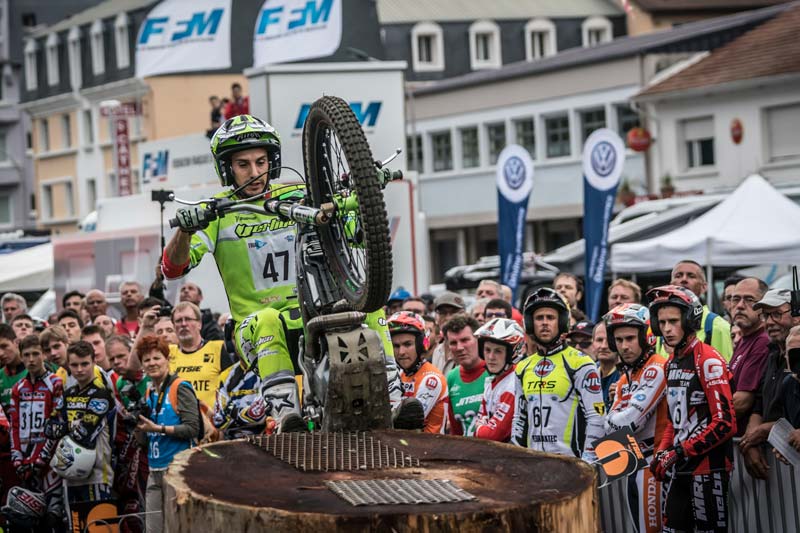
xmin=8 ymin=371 xmax=64 ymax=466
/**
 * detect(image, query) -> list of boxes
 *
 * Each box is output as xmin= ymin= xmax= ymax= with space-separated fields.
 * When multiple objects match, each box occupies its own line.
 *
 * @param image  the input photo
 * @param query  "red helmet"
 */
xmin=646 ymin=285 xmax=703 ymax=337
xmin=603 ymin=303 xmax=653 ymax=354
xmin=475 ymin=318 xmax=527 ymax=367
xmin=388 ymin=311 xmax=429 ymax=356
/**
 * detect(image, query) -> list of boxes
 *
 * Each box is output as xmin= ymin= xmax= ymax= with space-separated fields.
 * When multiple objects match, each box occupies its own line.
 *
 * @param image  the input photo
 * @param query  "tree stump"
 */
xmin=164 ymin=431 xmax=598 ymax=532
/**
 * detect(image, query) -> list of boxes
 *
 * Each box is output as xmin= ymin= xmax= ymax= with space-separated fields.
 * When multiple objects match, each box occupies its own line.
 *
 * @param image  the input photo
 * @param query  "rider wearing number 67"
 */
xmin=161 ymin=115 xmax=403 ymax=431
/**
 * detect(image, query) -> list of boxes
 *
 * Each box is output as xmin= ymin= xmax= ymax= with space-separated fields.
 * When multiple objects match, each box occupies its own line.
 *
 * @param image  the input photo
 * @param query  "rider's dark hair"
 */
xmin=484 ymin=298 xmax=512 ymax=318
xmin=554 ymin=272 xmax=584 ymax=293
xmin=62 ymin=290 xmax=84 ymax=308
xmin=57 ymin=309 xmax=83 ymax=328
xmin=442 ymin=315 xmax=480 ymax=338
xmin=67 ymin=340 xmax=95 ymax=360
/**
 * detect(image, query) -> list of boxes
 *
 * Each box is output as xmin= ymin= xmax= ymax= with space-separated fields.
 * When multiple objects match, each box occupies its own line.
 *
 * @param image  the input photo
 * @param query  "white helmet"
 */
xmin=50 ymin=436 xmax=96 ymax=480
xmin=475 ymin=318 xmax=527 ymax=367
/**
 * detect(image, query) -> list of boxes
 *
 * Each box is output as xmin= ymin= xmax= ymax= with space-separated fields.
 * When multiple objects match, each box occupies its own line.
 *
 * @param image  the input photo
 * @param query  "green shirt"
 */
xmin=446 ymin=364 xmax=489 ymax=437
xmin=0 ymin=365 xmax=27 ymax=411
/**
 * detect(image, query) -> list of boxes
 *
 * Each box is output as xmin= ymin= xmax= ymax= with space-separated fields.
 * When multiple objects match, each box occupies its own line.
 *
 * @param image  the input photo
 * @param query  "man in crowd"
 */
xmin=740 ymin=288 xmax=797 ymax=479
xmin=647 ymin=285 xmax=735 ymax=533
xmin=593 ymin=320 xmax=620 ymax=409
xmin=155 ymin=316 xmax=179 ymax=345
xmin=62 ymin=291 xmax=84 ymax=313
xmin=94 ymin=315 xmax=116 ymax=338
xmin=473 ymin=318 xmax=525 ymax=442
xmin=604 ymin=304 xmax=667 ymax=533
xmin=53 ymin=340 xmax=116 ymax=531
xmin=9 ymin=334 xmax=64 ymax=525
xmin=167 ymin=302 xmax=233 ymax=407
xmin=0 ymin=324 xmax=26 ymax=411
xmin=1 ymin=293 xmax=27 ymax=324
xmin=779 ymin=326 xmax=800 ymax=435
xmin=721 ymin=275 xmax=745 ymax=322
xmin=57 ymin=310 xmax=83 ymax=343
xmin=476 ymin=280 xmax=501 ymax=301
xmin=430 ymin=292 xmax=466 ymax=375
xmin=607 ymin=278 xmax=641 ymax=309
xmin=179 ymin=282 xmax=223 ymax=341
xmin=10 ymin=314 xmax=34 ymax=340
xmin=116 ymin=281 xmax=144 ymax=338
xmin=469 ymin=298 xmax=489 ymax=326
xmin=566 ymin=320 xmax=595 ymax=355
xmin=444 ymin=315 xmax=487 ymax=437
xmin=386 ymin=287 xmax=411 ymax=315
xmin=85 ymin=290 xmax=111 ymax=323
xmin=484 ymin=298 xmax=513 ymax=322
xmin=40 ymin=325 xmax=70 ymax=377
xmin=82 ymin=324 xmax=112 ymax=372
xmin=663 ymin=260 xmax=732 ymax=361
xmin=728 ymin=278 xmax=771 ymax=439
xmin=223 ymin=82 xmax=249 ymax=119
xmin=553 ymin=272 xmax=583 ymax=311
xmin=512 ymin=288 xmax=604 ymax=461
xmin=388 ymin=311 xmax=447 ymax=433
xmin=401 ymin=297 xmax=427 ymax=316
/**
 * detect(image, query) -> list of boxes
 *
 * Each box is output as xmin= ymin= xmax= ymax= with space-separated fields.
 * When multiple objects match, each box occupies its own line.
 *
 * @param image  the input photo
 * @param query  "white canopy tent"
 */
xmin=0 ymin=243 xmax=53 ymax=292
xmin=611 ymin=174 xmax=800 ymax=273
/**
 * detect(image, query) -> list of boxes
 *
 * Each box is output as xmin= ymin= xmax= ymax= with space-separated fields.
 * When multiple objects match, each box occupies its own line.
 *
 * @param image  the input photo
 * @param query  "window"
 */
xmin=431 ymin=131 xmax=453 ymax=172
xmin=83 ymin=109 xmax=94 ymax=145
xmin=514 ymin=118 xmax=536 ymax=159
xmin=469 ymin=20 xmax=501 ymax=70
xmin=39 ymin=118 xmax=49 ymax=152
xmin=486 ymin=122 xmax=506 ymax=165
xmin=114 ymin=13 xmax=130 ymax=69
xmin=681 ymin=117 xmax=715 ymax=169
xmin=24 ymin=39 xmax=37 ymax=91
xmin=580 ymin=108 xmax=606 ymax=143
xmin=90 ymin=20 xmax=105 ymax=76
xmin=545 ymin=114 xmax=571 ymax=158
xmin=61 ymin=113 xmax=72 ymax=149
xmin=460 ymin=127 xmax=479 ymax=168
xmin=582 ymin=16 xmax=612 ymax=47
xmin=67 ymin=27 xmax=82 ymax=89
xmin=525 ymin=19 xmax=556 ymax=60
xmin=87 ymin=178 xmax=97 ymax=210
xmin=411 ymin=22 xmax=444 ymax=72
xmin=765 ymin=103 xmax=800 ymax=162
xmin=405 ymin=134 xmax=423 ymax=173
xmin=0 ymin=195 xmax=10 ymax=226
xmin=616 ymin=105 xmax=640 ymax=136
xmin=45 ymin=33 xmax=59 ymax=86
xmin=41 ymin=183 xmax=54 ymax=220
xmin=0 ymin=131 xmax=6 ymax=162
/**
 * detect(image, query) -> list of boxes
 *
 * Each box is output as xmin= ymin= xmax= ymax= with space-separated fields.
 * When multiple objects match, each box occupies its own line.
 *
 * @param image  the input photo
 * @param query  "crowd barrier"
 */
xmin=598 ymin=443 xmax=800 ymax=532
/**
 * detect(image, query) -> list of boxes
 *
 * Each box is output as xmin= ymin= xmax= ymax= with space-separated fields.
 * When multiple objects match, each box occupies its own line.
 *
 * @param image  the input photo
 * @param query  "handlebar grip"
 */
xmin=168 ymin=217 xmax=180 ymax=229
xmin=391 ymin=169 xmax=403 ymax=181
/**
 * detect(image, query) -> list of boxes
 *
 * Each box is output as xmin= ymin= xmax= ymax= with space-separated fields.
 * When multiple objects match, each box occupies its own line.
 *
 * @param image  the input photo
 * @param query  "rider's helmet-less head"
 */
xmin=474 ymin=318 xmax=526 ymax=371
xmin=211 ymin=114 xmax=281 ymax=187
xmin=388 ymin=311 xmax=429 ymax=358
xmin=523 ymin=287 xmax=570 ymax=346
xmin=603 ymin=303 xmax=653 ymax=363
xmin=646 ymin=284 xmax=703 ymax=341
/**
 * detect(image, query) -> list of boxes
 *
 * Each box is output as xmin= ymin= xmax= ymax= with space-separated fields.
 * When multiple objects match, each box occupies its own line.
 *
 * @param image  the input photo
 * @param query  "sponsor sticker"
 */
xmin=584 ymin=370 xmax=602 ymax=393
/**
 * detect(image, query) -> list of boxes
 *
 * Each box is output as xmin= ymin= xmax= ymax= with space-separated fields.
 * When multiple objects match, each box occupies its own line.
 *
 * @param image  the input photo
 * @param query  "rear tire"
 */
xmin=302 ymin=96 xmax=392 ymax=313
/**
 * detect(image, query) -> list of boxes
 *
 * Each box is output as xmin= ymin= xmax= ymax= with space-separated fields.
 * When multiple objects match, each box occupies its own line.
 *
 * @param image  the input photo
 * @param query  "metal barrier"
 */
xmin=598 ymin=444 xmax=800 ymax=533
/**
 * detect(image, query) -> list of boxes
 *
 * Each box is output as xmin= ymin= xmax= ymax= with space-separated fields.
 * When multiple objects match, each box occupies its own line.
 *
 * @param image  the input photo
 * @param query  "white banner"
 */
xmin=252 ymin=0 xmax=342 ymax=67
xmin=139 ymin=133 xmax=216 ymax=190
xmin=136 ymin=0 xmax=231 ymax=78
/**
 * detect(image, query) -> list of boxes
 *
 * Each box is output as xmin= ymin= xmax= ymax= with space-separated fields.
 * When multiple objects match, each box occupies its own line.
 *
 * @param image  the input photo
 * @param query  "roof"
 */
xmin=637 ymin=3 xmax=800 ymax=97
xmin=633 ymin=0 xmax=788 ymax=13
xmin=410 ymin=1 xmax=793 ymax=97
xmin=30 ymin=0 xmax=157 ymax=38
xmin=377 ymin=0 xmax=622 ymax=24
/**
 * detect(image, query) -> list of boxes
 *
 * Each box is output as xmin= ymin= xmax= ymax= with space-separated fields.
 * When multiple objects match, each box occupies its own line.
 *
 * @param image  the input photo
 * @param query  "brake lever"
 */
xmin=376 ymin=148 xmax=402 ymax=168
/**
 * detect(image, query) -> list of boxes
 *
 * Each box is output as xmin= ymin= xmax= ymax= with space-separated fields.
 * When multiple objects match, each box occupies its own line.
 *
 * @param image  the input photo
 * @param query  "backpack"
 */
xmin=162 ymin=377 xmax=220 ymax=444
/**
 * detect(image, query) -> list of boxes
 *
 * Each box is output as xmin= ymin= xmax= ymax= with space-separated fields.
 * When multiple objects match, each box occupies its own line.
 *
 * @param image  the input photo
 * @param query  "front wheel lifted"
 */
xmin=302 ymin=96 xmax=393 ymax=313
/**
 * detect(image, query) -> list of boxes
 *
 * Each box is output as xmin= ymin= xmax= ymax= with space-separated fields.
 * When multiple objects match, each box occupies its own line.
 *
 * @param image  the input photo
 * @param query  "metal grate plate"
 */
xmin=326 ymin=479 xmax=477 ymax=506
xmin=248 ymin=432 xmax=420 ymax=472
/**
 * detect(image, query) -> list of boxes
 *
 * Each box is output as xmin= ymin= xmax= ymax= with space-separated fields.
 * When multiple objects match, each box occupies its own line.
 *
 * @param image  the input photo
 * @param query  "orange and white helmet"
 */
xmin=388 ymin=311 xmax=430 ymax=356
xmin=603 ymin=303 xmax=654 ymax=353
xmin=475 ymin=318 xmax=527 ymax=366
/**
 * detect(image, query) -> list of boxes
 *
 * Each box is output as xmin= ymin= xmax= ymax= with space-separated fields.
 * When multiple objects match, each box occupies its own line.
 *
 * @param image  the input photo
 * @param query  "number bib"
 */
xmin=19 ymin=399 xmax=46 ymax=441
xmin=245 ymin=227 xmax=297 ymax=292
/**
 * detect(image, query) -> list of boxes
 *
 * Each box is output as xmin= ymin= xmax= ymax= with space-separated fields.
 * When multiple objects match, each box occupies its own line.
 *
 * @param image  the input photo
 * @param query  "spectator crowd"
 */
xmin=0 ymin=256 xmax=797 ymax=532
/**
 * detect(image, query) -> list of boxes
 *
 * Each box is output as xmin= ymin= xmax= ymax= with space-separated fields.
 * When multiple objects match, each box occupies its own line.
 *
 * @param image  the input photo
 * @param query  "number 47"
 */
xmin=263 ymin=250 xmax=289 ymax=282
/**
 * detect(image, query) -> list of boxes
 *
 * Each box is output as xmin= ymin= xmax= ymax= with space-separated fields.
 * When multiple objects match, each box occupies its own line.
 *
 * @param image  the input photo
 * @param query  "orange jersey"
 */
xmin=400 ymin=361 xmax=447 ymax=434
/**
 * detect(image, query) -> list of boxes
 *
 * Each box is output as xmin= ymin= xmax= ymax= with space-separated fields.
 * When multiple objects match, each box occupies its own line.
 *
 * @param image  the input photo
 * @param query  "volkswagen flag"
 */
xmin=496 ymin=145 xmax=535 ymax=303
xmin=582 ymin=129 xmax=626 ymax=321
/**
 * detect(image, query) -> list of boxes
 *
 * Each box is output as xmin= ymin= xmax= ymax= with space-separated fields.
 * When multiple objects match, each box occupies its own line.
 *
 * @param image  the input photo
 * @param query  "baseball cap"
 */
xmin=388 ymin=287 xmax=411 ymax=304
xmin=434 ymin=291 xmax=466 ymax=311
xmin=753 ymin=288 xmax=791 ymax=310
xmin=568 ymin=320 xmax=595 ymax=339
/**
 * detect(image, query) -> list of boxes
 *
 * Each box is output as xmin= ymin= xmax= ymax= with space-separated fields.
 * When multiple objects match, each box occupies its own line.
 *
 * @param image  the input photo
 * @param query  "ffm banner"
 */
xmin=583 ymin=129 xmax=626 ymax=322
xmin=496 ymin=145 xmax=535 ymax=303
xmin=136 ymin=0 xmax=232 ymax=78
xmin=253 ymin=0 xmax=342 ymax=67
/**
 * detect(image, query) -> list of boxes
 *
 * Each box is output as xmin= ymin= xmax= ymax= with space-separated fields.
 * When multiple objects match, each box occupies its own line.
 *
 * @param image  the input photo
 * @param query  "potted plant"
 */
xmin=617 ymin=179 xmax=636 ymax=206
xmin=660 ymin=174 xmax=675 ymax=198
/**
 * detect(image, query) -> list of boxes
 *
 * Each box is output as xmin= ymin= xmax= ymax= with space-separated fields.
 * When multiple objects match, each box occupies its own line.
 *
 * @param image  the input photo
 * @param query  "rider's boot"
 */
xmin=392 ymin=397 xmax=425 ymax=430
xmin=262 ymin=374 xmax=306 ymax=432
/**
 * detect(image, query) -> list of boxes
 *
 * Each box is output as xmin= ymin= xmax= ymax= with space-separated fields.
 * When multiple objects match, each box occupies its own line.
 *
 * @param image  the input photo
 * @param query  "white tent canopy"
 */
xmin=0 ymin=243 xmax=53 ymax=292
xmin=611 ymin=175 xmax=800 ymax=272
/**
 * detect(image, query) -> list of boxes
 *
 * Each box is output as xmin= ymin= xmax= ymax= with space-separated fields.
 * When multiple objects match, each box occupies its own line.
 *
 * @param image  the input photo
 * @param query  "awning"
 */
xmin=0 ymin=243 xmax=53 ymax=292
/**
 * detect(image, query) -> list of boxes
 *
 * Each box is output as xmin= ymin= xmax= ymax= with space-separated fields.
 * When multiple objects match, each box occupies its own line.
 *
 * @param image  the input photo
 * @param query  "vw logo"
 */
xmin=503 ymin=156 xmax=526 ymax=190
xmin=591 ymin=141 xmax=616 ymax=178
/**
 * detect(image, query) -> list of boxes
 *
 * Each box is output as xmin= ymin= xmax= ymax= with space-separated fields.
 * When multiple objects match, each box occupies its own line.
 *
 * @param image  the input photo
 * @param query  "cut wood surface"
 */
xmin=164 ymin=430 xmax=598 ymax=533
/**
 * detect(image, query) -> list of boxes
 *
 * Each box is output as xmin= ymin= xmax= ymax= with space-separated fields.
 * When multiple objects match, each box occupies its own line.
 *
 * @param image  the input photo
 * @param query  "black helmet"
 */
xmin=523 ymin=287 xmax=570 ymax=346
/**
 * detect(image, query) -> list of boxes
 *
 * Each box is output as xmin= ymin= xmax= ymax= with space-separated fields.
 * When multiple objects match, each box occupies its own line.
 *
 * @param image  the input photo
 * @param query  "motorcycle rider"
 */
xmin=387 ymin=311 xmax=447 ymax=433
xmin=511 ymin=288 xmax=605 ymax=461
xmin=473 ymin=318 xmax=525 ymax=443
xmin=647 ymin=285 xmax=736 ymax=533
xmin=603 ymin=304 xmax=668 ymax=533
xmin=162 ymin=115 xmax=403 ymax=429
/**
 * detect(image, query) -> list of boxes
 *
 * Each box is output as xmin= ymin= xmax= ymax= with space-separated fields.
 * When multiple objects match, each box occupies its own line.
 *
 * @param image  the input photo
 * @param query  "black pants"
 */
xmin=663 ymin=471 xmax=729 ymax=533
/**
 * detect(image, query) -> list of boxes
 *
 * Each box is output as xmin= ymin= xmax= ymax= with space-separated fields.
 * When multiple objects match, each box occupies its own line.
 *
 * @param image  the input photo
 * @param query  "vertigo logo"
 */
xmin=294 ymin=101 xmax=382 ymax=129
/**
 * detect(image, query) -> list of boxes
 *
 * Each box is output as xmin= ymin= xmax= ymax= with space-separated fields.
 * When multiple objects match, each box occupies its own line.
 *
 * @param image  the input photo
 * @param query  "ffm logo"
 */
xmin=138 ymin=9 xmax=224 ymax=44
xmin=142 ymin=151 xmax=169 ymax=184
xmin=294 ymin=101 xmax=382 ymax=129
xmin=256 ymin=0 xmax=334 ymax=36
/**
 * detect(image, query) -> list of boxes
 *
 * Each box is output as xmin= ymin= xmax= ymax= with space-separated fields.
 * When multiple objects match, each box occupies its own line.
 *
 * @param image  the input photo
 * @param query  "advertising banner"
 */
xmin=136 ymin=0 xmax=231 ymax=78
xmin=139 ymin=133 xmax=216 ymax=191
xmin=496 ymin=145 xmax=535 ymax=303
xmin=583 ymin=128 xmax=626 ymax=321
xmin=253 ymin=0 xmax=342 ymax=67
xmin=114 ymin=118 xmax=132 ymax=196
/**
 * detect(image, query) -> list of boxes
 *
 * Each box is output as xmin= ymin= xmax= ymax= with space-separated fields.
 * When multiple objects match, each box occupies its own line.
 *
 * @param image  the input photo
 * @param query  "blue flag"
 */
xmin=582 ymin=129 xmax=626 ymax=321
xmin=496 ymin=145 xmax=535 ymax=303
